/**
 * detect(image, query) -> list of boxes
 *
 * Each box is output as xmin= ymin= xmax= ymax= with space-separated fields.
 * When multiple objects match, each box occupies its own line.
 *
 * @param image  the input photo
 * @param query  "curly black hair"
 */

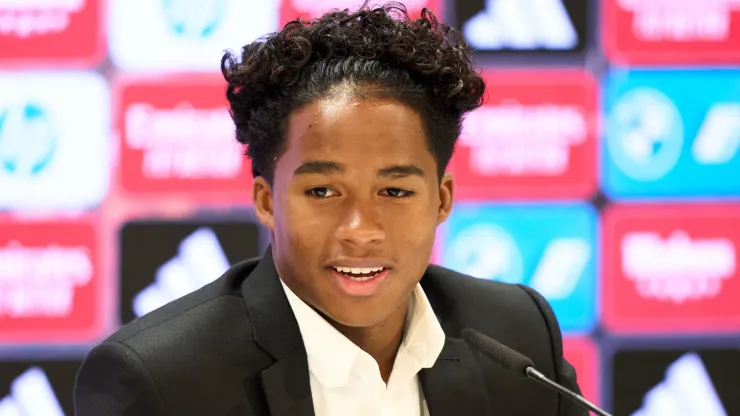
xmin=221 ymin=1 xmax=485 ymax=184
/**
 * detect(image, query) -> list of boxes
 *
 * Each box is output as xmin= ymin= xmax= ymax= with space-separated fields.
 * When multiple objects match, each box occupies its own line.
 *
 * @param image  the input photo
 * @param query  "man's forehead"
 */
xmin=287 ymin=100 xmax=422 ymax=145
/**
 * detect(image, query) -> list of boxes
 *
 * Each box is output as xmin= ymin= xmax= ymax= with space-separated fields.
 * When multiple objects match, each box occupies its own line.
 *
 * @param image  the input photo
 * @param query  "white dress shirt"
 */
xmin=280 ymin=280 xmax=446 ymax=416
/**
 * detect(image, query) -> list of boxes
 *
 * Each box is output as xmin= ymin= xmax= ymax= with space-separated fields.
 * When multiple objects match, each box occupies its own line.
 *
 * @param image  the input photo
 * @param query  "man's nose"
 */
xmin=334 ymin=202 xmax=386 ymax=247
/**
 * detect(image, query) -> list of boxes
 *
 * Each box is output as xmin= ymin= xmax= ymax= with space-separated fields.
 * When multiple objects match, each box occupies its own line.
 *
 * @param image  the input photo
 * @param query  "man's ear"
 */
xmin=437 ymin=173 xmax=454 ymax=225
xmin=252 ymin=176 xmax=274 ymax=232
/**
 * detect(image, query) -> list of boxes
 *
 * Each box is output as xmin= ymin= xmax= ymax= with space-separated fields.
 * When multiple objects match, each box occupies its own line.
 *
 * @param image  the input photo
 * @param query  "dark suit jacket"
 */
xmin=74 ymin=248 xmax=587 ymax=416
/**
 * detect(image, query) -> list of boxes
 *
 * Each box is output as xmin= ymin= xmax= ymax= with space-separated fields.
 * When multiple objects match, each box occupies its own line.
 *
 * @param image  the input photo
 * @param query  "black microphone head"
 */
xmin=461 ymin=328 xmax=534 ymax=377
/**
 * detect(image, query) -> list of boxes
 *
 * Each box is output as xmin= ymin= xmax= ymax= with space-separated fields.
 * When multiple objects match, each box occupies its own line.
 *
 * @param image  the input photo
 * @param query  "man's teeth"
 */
xmin=333 ymin=266 xmax=384 ymax=274
xmin=332 ymin=266 xmax=385 ymax=281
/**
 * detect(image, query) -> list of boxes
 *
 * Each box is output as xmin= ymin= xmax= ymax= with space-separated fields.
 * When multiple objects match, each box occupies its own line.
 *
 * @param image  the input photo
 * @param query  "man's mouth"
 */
xmin=331 ymin=266 xmax=387 ymax=282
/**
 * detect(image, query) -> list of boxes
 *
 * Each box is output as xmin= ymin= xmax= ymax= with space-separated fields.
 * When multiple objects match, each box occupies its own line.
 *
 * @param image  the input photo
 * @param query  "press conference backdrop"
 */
xmin=0 ymin=0 xmax=739 ymax=415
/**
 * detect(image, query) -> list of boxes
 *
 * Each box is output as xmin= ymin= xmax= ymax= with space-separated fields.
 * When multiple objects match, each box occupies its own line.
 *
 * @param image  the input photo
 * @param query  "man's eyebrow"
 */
xmin=377 ymin=164 xmax=425 ymax=178
xmin=292 ymin=162 xmax=426 ymax=178
xmin=293 ymin=161 xmax=345 ymax=177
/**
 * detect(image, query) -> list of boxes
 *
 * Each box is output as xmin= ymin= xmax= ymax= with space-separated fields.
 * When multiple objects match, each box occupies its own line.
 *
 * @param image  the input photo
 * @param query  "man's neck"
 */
xmin=331 ymin=300 xmax=410 ymax=383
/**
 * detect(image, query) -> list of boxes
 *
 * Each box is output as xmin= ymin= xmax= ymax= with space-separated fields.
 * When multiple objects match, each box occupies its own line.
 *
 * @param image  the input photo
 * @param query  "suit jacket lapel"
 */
xmin=241 ymin=247 xmax=315 ymax=416
xmin=260 ymin=348 xmax=315 ymax=416
xmin=420 ymin=338 xmax=493 ymax=416
xmin=419 ymin=268 xmax=493 ymax=415
xmin=240 ymin=251 xmax=494 ymax=416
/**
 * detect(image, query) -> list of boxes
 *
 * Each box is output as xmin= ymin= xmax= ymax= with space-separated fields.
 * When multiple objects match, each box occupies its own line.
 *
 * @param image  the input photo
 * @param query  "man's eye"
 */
xmin=382 ymin=188 xmax=415 ymax=198
xmin=306 ymin=187 xmax=336 ymax=198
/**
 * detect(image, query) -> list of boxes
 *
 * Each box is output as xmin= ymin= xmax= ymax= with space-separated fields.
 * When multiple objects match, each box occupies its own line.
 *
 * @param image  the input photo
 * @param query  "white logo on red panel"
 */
xmin=461 ymin=103 xmax=588 ymax=176
xmin=604 ymin=0 xmax=740 ymax=63
xmin=0 ymin=0 xmax=84 ymax=38
xmin=603 ymin=205 xmax=740 ymax=333
xmin=286 ymin=0 xmax=429 ymax=16
xmin=0 ymin=242 xmax=93 ymax=318
xmin=622 ymin=230 xmax=735 ymax=303
xmin=117 ymin=77 xmax=252 ymax=195
xmin=279 ymin=0 xmax=439 ymax=27
xmin=450 ymin=71 xmax=596 ymax=200
xmin=618 ymin=0 xmax=739 ymax=42
xmin=0 ymin=220 xmax=102 ymax=343
xmin=0 ymin=0 xmax=102 ymax=65
xmin=125 ymin=103 xmax=241 ymax=181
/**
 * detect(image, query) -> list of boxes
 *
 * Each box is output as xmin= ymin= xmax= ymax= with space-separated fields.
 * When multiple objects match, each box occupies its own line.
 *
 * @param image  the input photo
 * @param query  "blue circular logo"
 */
xmin=162 ymin=0 xmax=228 ymax=38
xmin=0 ymin=103 xmax=58 ymax=176
xmin=443 ymin=224 xmax=524 ymax=283
xmin=607 ymin=87 xmax=684 ymax=181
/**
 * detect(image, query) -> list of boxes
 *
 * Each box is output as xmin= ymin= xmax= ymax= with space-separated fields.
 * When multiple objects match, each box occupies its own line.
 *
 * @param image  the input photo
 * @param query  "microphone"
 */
xmin=461 ymin=328 xmax=612 ymax=416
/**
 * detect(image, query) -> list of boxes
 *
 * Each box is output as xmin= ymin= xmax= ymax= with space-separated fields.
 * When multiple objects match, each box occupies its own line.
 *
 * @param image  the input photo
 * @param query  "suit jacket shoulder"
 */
xmin=74 ymin=255 xmax=586 ymax=416
xmin=74 ymin=258 xmax=274 ymax=416
xmin=421 ymin=264 xmax=585 ymax=416
xmin=423 ymin=263 xmax=561 ymax=367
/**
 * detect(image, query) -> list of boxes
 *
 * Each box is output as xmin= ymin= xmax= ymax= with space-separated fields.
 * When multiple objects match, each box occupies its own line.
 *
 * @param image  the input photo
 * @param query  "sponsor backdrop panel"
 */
xmin=602 ymin=69 xmax=740 ymax=200
xmin=280 ymin=0 xmax=442 ymax=27
xmin=602 ymin=0 xmax=740 ymax=65
xmin=118 ymin=219 xmax=263 ymax=325
xmin=0 ymin=0 xmax=105 ymax=68
xmin=0 ymin=218 xmax=106 ymax=344
xmin=452 ymin=0 xmax=588 ymax=55
xmin=0 ymin=360 xmax=81 ymax=415
xmin=114 ymin=74 xmax=252 ymax=198
xmin=562 ymin=336 xmax=600 ymax=406
xmin=0 ymin=72 xmax=111 ymax=211
xmin=107 ymin=0 xmax=278 ymax=72
xmin=602 ymin=204 xmax=740 ymax=334
xmin=2 ymin=0 xmax=740 ymax=414
xmin=450 ymin=69 xmax=598 ymax=201
xmin=606 ymin=339 xmax=740 ymax=416
xmin=437 ymin=202 xmax=599 ymax=334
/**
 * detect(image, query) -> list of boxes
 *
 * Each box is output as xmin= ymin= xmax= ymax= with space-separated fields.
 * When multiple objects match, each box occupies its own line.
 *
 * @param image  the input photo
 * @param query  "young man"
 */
xmin=74 ymin=4 xmax=586 ymax=415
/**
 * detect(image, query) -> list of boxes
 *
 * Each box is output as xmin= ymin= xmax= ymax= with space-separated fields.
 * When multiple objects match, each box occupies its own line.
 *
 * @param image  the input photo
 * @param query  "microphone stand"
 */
xmin=526 ymin=367 xmax=611 ymax=416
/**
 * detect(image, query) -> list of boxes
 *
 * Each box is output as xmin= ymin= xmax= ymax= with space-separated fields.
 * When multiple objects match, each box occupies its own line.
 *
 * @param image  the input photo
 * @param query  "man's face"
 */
xmin=253 ymin=94 xmax=454 ymax=327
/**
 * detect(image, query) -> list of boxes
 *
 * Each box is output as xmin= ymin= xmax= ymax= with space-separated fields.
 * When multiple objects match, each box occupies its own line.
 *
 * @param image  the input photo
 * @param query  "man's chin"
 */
xmin=314 ymin=304 xmax=394 ymax=330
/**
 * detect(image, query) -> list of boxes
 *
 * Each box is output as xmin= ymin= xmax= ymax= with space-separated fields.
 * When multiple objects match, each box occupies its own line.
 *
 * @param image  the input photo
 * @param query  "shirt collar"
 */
xmin=400 ymin=285 xmax=446 ymax=370
xmin=280 ymin=280 xmax=446 ymax=389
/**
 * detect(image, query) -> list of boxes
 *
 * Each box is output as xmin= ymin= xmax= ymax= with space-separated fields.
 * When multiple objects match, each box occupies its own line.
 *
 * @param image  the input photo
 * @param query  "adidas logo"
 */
xmin=632 ymin=353 xmax=728 ymax=416
xmin=0 ymin=367 xmax=65 ymax=416
xmin=132 ymin=227 xmax=230 ymax=318
xmin=462 ymin=0 xmax=578 ymax=50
